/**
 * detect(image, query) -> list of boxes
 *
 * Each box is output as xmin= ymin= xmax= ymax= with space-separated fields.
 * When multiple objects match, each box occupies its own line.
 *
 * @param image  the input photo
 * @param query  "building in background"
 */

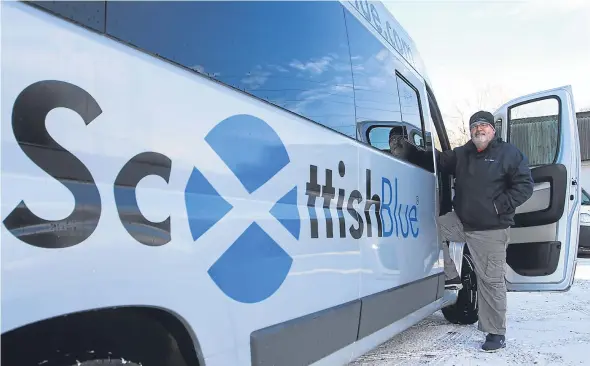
xmin=503 ymin=110 xmax=590 ymax=190
xmin=578 ymin=111 xmax=590 ymax=190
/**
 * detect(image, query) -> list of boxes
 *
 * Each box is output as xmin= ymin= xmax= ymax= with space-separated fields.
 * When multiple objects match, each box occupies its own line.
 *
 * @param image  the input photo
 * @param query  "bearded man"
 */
xmin=436 ymin=110 xmax=534 ymax=352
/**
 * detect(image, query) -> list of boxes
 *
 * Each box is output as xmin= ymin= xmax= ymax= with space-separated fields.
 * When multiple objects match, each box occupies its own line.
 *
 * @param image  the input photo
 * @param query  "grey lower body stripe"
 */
xmin=250 ymin=300 xmax=361 ymax=366
xmin=250 ymin=272 xmax=445 ymax=366
xmin=357 ymin=273 xmax=441 ymax=339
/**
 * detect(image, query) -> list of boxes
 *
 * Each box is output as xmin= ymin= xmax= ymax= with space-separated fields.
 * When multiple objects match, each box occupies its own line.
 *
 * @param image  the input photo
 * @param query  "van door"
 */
xmin=493 ymin=85 xmax=581 ymax=292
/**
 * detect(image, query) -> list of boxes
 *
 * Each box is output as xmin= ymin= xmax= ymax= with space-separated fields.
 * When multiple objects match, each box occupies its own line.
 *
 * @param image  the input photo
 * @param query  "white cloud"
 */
xmin=268 ymin=64 xmax=289 ymax=73
xmin=191 ymin=64 xmax=205 ymax=73
xmin=331 ymin=84 xmax=354 ymax=93
xmin=510 ymin=0 xmax=589 ymax=18
xmin=376 ymin=49 xmax=389 ymax=62
xmin=289 ymin=56 xmax=333 ymax=75
xmin=369 ymin=76 xmax=387 ymax=89
xmin=467 ymin=0 xmax=590 ymax=20
xmin=332 ymin=63 xmax=353 ymax=72
xmin=289 ymin=80 xmax=354 ymax=116
xmin=384 ymin=0 xmax=590 ymax=124
xmin=241 ymin=69 xmax=272 ymax=90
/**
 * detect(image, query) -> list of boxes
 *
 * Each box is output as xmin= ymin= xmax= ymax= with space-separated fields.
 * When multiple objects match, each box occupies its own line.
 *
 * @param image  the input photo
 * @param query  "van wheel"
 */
xmin=442 ymin=251 xmax=478 ymax=325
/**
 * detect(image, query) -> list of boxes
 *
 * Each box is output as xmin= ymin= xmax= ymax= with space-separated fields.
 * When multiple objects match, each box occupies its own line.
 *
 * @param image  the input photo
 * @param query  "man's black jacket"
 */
xmin=436 ymin=137 xmax=534 ymax=232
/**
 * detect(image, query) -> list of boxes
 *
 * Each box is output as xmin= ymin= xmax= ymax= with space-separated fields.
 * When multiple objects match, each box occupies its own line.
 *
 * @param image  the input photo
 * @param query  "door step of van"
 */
xmin=444 ymin=276 xmax=463 ymax=290
xmin=445 ymin=284 xmax=463 ymax=291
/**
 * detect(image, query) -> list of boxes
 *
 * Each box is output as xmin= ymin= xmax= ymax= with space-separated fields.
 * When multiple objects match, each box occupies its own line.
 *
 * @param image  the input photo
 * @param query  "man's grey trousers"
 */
xmin=439 ymin=211 xmax=510 ymax=336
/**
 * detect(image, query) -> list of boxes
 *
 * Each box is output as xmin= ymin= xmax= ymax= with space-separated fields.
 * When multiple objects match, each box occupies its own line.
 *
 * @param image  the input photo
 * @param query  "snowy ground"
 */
xmin=349 ymin=257 xmax=590 ymax=366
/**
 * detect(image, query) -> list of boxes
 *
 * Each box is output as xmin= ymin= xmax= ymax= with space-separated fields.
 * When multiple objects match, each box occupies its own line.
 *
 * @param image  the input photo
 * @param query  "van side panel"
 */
xmin=1 ymin=2 xmax=444 ymax=365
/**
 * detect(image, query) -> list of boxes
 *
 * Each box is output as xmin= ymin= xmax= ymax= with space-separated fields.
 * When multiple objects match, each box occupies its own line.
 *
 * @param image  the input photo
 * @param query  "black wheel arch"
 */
xmin=1 ymin=306 xmax=204 ymax=366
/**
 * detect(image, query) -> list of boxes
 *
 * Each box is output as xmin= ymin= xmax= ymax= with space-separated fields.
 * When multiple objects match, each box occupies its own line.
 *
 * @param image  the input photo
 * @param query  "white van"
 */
xmin=1 ymin=1 xmax=581 ymax=366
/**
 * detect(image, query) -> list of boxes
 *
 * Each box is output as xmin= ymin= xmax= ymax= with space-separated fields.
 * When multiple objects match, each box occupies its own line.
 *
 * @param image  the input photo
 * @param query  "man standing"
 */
xmin=437 ymin=111 xmax=534 ymax=352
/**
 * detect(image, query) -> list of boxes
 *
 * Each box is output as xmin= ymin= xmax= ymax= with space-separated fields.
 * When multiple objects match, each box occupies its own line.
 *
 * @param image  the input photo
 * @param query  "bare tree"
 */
xmin=444 ymin=84 xmax=510 ymax=148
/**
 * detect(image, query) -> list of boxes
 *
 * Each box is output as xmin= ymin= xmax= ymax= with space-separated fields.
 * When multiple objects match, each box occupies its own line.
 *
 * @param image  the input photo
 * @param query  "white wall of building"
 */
xmin=581 ymin=161 xmax=590 ymax=192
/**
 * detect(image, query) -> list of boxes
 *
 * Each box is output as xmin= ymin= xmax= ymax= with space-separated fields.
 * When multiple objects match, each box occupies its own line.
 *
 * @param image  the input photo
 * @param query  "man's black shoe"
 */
xmin=482 ymin=334 xmax=506 ymax=352
xmin=444 ymin=276 xmax=463 ymax=290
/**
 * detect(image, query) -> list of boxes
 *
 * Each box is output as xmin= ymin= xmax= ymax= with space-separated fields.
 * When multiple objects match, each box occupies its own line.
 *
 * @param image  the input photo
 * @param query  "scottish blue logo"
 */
xmin=3 ymin=81 xmax=420 ymax=302
xmin=181 ymin=114 xmax=420 ymax=305
xmin=184 ymin=114 xmax=300 ymax=304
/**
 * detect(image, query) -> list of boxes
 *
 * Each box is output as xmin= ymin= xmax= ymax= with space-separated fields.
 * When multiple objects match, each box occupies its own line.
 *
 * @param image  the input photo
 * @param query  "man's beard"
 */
xmin=472 ymin=132 xmax=492 ymax=150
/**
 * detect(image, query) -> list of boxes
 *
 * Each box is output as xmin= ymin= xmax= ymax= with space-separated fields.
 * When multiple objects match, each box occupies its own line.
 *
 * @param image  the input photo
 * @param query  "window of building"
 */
xmin=105 ymin=1 xmax=357 ymax=138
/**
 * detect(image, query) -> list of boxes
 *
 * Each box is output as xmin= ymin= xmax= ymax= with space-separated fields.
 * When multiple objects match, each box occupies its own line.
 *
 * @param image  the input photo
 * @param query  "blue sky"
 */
xmin=383 ymin=0 xmax=590 ymax=129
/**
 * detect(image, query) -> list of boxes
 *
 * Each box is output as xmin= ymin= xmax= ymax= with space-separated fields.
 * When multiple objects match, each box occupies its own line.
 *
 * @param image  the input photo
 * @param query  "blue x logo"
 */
xmin=184 ymin=114 xmax=300 ymax=304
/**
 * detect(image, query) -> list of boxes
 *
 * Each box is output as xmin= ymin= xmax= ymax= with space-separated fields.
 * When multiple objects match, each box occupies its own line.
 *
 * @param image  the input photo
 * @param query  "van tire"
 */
xmin=442 ymin=251 xmax=479 ymax=325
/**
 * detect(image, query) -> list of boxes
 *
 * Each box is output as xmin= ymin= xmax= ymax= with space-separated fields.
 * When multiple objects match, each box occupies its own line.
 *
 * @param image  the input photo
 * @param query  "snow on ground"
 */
xmin=349 ymin=257 xmax=590 ymax=366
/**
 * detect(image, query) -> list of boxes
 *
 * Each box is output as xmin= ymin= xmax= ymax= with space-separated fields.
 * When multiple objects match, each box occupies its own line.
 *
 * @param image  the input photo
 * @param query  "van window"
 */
xmin=344 ymin=12 xmax=431 ymax=172
xmin=396 ymin=74 xmax=423 ymax=131
xmin=508 ymin=97 xmax=559 ymax=166
xmin=582 ymin=189 xmax=590 ymax=206
xmin=30 ymin=1 xmax=106 ymax=32
xmin=429 ymin=114 xmax=442 ymax=152
xmin=413 ymin=133 xmax=423 ymax=146
xmin=105 ymin=1 xmax=357 ymax=138
xmin=426 ymin=88 xmax=453 ymax=214
xmin=344 ymin=12 xmax=402 ymax=126
xmin=368 ymin=126 xmax=396 ymax=151
xmin=366 ymin=123 xmax=424 ymax=152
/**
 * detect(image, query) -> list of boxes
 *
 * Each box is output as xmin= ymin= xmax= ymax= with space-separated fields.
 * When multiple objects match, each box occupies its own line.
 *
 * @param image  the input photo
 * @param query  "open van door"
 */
xmin=494 ymin=85 xmax=581 ymax=292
